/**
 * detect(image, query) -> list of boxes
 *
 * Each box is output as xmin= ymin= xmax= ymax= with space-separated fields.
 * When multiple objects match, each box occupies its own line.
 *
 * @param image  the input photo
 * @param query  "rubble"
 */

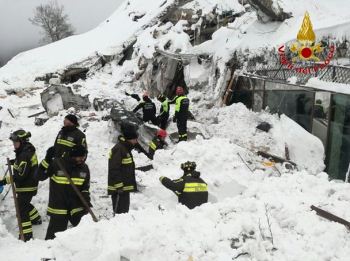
xmin=247 ymin=0 xmax=292 ymax=22
xmin=41 ymin=85 xmax=91 ymax=115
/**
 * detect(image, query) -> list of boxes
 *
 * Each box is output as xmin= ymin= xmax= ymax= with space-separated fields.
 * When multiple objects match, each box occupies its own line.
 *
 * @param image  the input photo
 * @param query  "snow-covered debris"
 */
xmin=0 ymin=0 xmax=177 ymax=88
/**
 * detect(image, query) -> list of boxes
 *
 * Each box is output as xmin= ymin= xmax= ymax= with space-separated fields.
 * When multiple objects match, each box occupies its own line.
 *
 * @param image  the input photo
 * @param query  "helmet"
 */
xmin=9 ymin=130 xmax=31 ymax=142
xmin=181 ymin=161 xmax=196 ymax=172
xmin=176 ymin=86 xmax=184 ymax=96
xmin=156 ymin=129 xmax=167 ymax=138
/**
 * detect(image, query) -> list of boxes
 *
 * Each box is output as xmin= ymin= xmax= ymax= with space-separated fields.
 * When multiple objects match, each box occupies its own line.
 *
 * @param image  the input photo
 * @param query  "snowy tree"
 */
xmin=29 ymin=1 xmax=75 ymax=43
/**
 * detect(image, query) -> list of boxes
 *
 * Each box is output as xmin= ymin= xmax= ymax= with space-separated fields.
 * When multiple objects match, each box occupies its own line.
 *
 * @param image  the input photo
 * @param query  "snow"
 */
xmin=0 ymin=88 xmax=341 ymax=261
xmin=306 ymin=77 xmax=350 ymax=95
xmin=0 ymin=0 xmax=176 ymax=88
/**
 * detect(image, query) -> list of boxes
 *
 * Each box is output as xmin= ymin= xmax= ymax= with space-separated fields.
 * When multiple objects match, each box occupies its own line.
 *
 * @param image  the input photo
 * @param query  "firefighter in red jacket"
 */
xmin=108 ymin=123 xmax=138 ymax=214
xmin=160 ymin=161 xmax=208 ymax=209
xmin=36 ymin=145 xmax=91 ymax=240
xmin=0 ymin=130 xmax=41 ymax=241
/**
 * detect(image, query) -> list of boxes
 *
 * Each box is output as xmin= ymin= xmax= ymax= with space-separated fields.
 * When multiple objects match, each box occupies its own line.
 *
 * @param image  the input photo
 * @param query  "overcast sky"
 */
xmin=0 ymin=0 xmax=125 ymax=64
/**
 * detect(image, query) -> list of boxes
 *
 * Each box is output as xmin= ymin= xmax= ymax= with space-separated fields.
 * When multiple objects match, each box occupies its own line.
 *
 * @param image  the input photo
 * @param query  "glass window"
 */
xmin=264 ymin=90 xmax=315 ymax=132
xmin=326 ymin=94 xmax=350 ymax=180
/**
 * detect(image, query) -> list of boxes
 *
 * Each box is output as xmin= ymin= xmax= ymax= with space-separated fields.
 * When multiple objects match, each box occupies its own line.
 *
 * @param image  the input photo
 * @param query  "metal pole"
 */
xmin=7 ymin=158 xmax=25 ymax=241
xmin=56 ymin=159 xmax=98 ymax=222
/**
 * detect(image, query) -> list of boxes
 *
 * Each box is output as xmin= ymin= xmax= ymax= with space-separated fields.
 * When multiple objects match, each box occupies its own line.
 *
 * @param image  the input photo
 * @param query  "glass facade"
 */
xmin=326 ymin=94 xmax=350 ymax=180
xmin=228 ymin=75 xmax=350 ymax=181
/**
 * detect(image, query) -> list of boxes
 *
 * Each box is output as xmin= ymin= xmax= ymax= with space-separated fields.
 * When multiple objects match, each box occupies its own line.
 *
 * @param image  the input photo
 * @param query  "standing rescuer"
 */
xmin=133 ymin=93 xmax=157 ymax=125
xmin=156 ymin=94 xmax=170 ymax=130
xmin=54 ymin=114 xmax=87 ymax=159
xmin=108 ymin=123 xmax=138 ymax=214
xmin=36 ymin=145 xmax=91 ymax=240
xmin=159 ymin=161 xmax=208 ymax=209
xmin=39 ymin=114 xmax=87 ymax=174
xmin=169 ymin=86 xmax=190 ymax=142
xmin=148 ymin=129 xmax=168 ymax=160
xmin=0 ymin=130 xmax=41 ymax=241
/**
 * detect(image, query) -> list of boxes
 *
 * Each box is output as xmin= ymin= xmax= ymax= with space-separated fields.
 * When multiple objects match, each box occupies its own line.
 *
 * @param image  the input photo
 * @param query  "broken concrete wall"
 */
xmin=247 ymin=0 xmax=292 ymax=22
xmin=41 ymin=85 xmax=91 ymax=115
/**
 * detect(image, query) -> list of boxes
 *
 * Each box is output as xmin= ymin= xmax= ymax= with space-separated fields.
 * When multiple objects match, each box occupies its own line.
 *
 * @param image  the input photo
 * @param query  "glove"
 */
xmin=0 ymin=179 xmax=6 ymax=186
xmin=45 ymin=146 xmax=55 ymax=164
xmin=82 ymin=192 xmax=93 ymax=207
xmin=9 ymin=159 xmax=15 ymax=165
xmin=172 ymin=116 xmax=177 ymax=123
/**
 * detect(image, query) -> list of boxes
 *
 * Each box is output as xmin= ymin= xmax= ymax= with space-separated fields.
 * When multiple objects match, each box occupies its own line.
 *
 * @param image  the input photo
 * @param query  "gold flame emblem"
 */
xmin=290 ymin=12 xmax=323 ymax=61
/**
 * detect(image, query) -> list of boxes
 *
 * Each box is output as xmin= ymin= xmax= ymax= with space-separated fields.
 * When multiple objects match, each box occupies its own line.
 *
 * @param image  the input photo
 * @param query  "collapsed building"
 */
xmin=27 ymin=0 xmax=350 ymax=180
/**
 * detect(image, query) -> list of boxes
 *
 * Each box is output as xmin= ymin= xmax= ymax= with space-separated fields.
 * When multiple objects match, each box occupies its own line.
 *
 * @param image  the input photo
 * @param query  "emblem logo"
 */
xmin=278 ymin=12 xmax=335 ymax=74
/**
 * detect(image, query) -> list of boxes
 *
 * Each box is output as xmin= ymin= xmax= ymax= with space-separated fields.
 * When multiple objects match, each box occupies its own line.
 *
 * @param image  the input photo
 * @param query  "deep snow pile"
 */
xmin=0 ymin=89 xmax=347 ymax=261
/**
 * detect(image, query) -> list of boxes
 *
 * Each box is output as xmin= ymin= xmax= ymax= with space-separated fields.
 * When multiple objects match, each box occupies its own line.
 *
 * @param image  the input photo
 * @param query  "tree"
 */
xmin=29 ymin=1 xmax=75 ymax=43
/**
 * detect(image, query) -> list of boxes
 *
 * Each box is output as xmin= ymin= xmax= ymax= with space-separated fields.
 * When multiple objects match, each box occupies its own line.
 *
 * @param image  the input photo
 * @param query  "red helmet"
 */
xmin=176 ymin=86 xmax=184 ymax=96
xmin=156 ymin=129 xmax=167 ymax=138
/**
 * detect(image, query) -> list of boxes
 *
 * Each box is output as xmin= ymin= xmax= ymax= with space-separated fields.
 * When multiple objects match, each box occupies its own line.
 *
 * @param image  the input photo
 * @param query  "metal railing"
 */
xmin=247 ymin=64 xmax=350 ymax=85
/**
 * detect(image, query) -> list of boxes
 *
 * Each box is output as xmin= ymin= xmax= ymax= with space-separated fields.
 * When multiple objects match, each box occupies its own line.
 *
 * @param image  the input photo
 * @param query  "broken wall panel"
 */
xmin=41 ymin=85 xmax=91 ymax=115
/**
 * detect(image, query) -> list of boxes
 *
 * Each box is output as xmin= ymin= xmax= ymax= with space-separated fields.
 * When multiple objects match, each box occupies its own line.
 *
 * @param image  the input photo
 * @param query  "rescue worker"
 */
xmin=314 ymin=99 xmax=326 ymax=119
xmin=156 ymin=94 xmax=170 ymax=130
xmin=53 ymin=114 xmax=87 ymax=158
xmin=36 ymin=144 xmax=91 ymax=240
xmin=159 ymin=161 xmax=208 ymax=209
xmin=133 ymin=93 xmax=157 ymax=125
xmin=169 ymin=86 xmax=190 ymax=142
xmin=0 ymin=130 xmax=41 ymax=241
xmin=108 ymin=123 xmax=138 ymax=214
xmin=148 ymin=129 xmax=168 ymax=160
xmin=40 ymin=114 xmax=87 ymax=172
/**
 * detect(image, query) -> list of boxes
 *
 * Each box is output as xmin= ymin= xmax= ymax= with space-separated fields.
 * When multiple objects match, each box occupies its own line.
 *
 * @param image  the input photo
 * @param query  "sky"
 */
xmin=0 ymin=0 xmax=125 ymax=65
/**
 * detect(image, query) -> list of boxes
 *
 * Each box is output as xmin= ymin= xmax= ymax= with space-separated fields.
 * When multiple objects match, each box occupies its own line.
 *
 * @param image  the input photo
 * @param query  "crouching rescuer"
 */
xmin=108 ymin=123 xmax=138 ymax=214
xmin=36 ymin=145 xmax=91 ymax=240
xmin=0 ymin=130 xmax=41 ymax=241
xmin=159 ymin=161 xmax=208 ymax=209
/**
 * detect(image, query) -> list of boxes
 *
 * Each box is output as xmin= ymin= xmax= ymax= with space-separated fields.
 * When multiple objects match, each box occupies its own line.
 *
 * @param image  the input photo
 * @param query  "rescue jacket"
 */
xmin=160 ymin=171 xmax=208 ymax=209
xmin=53 ymin=126 xmax=87 ymax=159
xmin=108 ymin=136 xmax=137 ymax=195
xmin=36 ymin=158 xmax=90 ymax=216
xmin=148 ymin=136 xmax=167 ymax=160
xmin=6 ymin=142 xmax=39 ymax=195
xmin=133 ymin=97 xmax=156 ymax=122
xmin=158 ymin=99 xmax=169 ymax=119
xmin=170 ymin=95 xmax=189 ymax=120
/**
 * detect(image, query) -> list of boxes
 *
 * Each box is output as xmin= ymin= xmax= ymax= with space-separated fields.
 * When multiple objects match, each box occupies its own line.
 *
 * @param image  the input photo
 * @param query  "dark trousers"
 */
xmin=112 ymin=192 xmax=130 ymax=214
xmin=177 ymin=118 xmax=188 ymax=141
xmin=45 ymin=212 xmax=85 ymax=240
xmin=158 ymin=115 xmax=169 ymax=130
xmin=17 ymin=193 xmax=41 ymax=241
